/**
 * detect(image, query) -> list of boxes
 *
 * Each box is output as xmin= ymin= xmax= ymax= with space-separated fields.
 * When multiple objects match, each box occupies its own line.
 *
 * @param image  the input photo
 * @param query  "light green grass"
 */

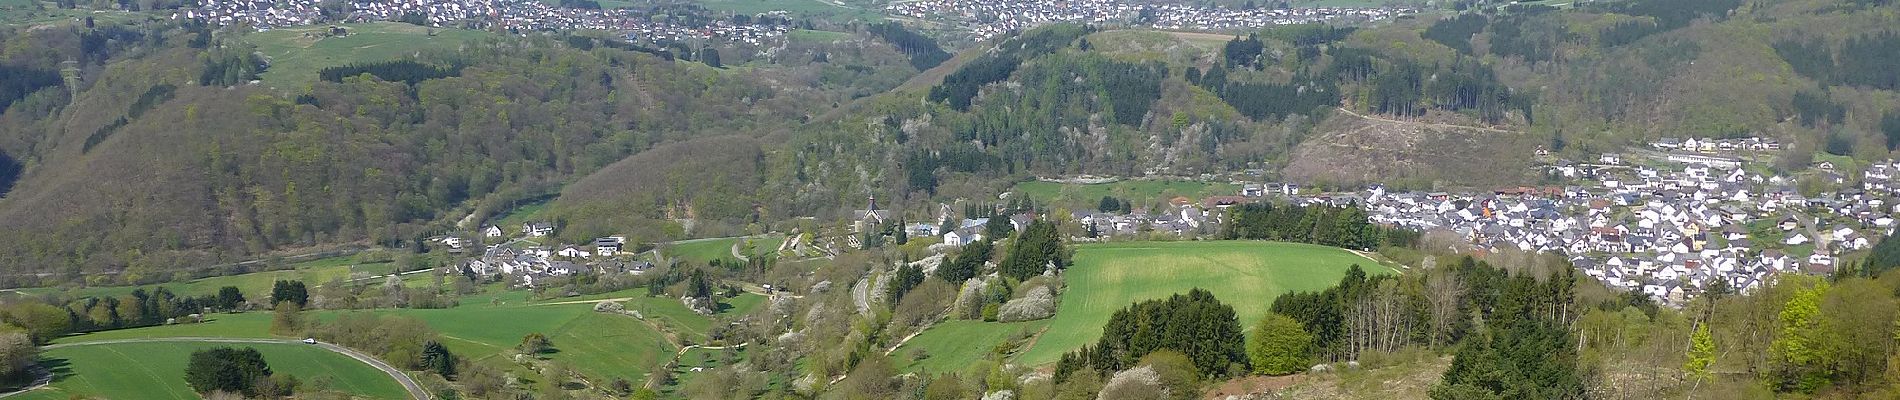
xmin=16 ymin=342 xmax=406 ymax=400
xmin=665 ymin=235 xmax=784 ymax=264
xmin=42 ymin=283 xmax=760 ymax=386
xmin=243 ymin=22 xmax=493 ymax=87
xmin=1017 ymin=241 xmax=1392 ymax=365
xmin=545 ymin=311 xmax=675 ymax=383
xmin=894 ymin=320 xmax=1046 ymax=373
xmin=1014 ymin=180 xmax=1242 ymax=211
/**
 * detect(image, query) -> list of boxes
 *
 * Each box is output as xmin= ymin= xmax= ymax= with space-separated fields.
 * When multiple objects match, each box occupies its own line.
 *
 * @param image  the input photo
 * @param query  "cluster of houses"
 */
xmin=175 ymin=0 xmax=791 ymax=46
xmin=886 ymin=0 xmax=1415 ymax=40
xmin=1364 ymin=153 xmax=1900 ymax=305
xmin=1648 ymin=137 xmax=1783 ymax=154
xmin=445 ymin=222 xmax=652 ymax=287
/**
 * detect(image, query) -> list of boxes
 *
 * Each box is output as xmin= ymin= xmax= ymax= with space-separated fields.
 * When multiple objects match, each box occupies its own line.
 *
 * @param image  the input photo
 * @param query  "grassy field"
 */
xmin=665 ymin=235 xmax=784 ymax=264
xmin=1014 ymin=180 xmax=1242 ymax=211
xmin=14 ymin=256 xmax=393 ymax=302
xmin=892 ymin=320 xmax=1046 ymax=374
xmin=49 ymin=285 xmax=761 ymax=387
xmin=14 ymin=342 xmax=406 ymax=400
xmin=243 ymin=22 xmax=493 ymax=87
xmin=1016 ymin=241 xmax=1392 ymax=365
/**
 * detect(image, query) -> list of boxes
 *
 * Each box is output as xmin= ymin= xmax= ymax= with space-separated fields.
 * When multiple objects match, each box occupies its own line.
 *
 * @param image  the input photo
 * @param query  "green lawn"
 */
xmin=15 ymin=342 xmax=406 ymax=400
xmin=243 ymin=22 xmax=494 ymax=88
xmin=1014 ymin=180 xmax=1242 ymax=211
xmin=1016 ymin=241 xmax=1392 ymax=365
xmin=893 ymin=320 xmax=1046 ymax=374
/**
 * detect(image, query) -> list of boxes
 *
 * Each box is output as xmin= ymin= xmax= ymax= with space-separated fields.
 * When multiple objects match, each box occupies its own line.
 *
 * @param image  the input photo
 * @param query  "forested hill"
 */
xmin=5 ymin=0 xmax=1900 ymax=283
xmin=0 ymin=21 xmax=920 ymax=285
xmin=746 ymin=0 xmax=1900 ymax=216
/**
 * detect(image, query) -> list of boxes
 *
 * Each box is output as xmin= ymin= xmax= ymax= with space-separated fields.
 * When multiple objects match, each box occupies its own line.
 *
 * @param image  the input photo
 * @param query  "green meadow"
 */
xmin=15 ymin=341 xmax=406 ymax=400
xmin=46 ymin=286 xmax=765 ymax=387
xmin=664 ymin=235 xmax=785 ymax=264
xmin=243 ymin=22 xmax=494 ymax=87
xmin=1015 ymin=240 xmax=1391 ymax=365
xmin=892 ymin=320 xmax=1046 ymax=374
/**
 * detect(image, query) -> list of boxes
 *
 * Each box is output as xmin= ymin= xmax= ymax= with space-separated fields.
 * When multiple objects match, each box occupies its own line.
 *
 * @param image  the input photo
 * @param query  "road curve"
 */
xmin=21 ymin=338 xmax=430 ymax=400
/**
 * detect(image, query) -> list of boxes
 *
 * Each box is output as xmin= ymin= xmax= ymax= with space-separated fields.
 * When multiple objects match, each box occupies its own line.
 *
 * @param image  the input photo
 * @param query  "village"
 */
xmin=886 ymin=0 xmax=1417 ymax=40
xmin=176 ymin=0 xmax=792 ymax=46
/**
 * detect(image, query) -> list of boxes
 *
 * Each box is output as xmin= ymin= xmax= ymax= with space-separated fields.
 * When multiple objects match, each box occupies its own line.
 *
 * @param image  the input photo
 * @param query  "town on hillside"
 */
xmin=888 ymin=0 xmax=1417 ymax=40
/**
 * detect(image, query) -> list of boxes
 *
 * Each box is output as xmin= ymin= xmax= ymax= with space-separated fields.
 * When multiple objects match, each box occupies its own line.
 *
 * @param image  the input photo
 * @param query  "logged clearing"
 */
xmin=1017 ymin=241 xmax=1390 ymax=365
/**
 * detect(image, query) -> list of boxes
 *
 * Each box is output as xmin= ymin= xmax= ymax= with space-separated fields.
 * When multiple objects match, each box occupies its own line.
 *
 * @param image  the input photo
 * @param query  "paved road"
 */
xmin=5 ymin=338 xmax=430 ymax=400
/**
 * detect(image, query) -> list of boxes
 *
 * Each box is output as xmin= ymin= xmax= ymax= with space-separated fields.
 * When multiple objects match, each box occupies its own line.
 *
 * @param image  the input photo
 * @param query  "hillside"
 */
xmin=1283 ymin=108 xmax=1538 ymax=187
xmin=0 ymin=20 xmax=920 ymax=284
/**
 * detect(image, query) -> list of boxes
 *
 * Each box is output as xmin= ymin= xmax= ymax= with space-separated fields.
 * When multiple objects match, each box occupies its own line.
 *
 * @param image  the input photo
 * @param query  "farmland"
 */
xmin=891 ymin=320 xmax=1046 ymax=374
xmin=1014 ymin=179 xmax=1243 ymax=210
xmin=1016 ymin=240 xmax=1391 ymax=365
xmin=13 ymin=341 xmax=406 ymax=400
xmin=43 ymin=286 xmax=764 ymax=389
xmin=243 ymin=22 xmax=494 ymax=87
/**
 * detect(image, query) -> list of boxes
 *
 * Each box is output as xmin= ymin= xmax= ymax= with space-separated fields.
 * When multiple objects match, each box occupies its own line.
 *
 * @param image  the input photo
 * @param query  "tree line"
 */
xmin=867 ymin=22 xmax=950 ymax=71
xmin=317 ymin=60 xmax=463 ymax=85
xmin=1219 ymin=202 xmax=1385 ymax=250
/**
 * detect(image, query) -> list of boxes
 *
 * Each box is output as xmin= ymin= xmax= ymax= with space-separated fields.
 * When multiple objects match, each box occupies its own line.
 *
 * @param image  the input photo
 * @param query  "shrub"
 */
xmin=997 ymin=286 xmax=1057 ymax=322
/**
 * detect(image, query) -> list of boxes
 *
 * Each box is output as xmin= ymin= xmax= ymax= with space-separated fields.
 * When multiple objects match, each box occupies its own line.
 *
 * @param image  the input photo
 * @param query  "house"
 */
xmin=1785 ymin=233 xmax=1810 ymax=246
xmin=546 ymin=261 xmax=585 ymax=276
xmin=594 ymin=237 xmax=624 ymax=256
xmin=483 ymin=225 xmax=504 ymax=238
xmin=943 ymin=229 xmax=984 ymax=247
xmin=557 ymin=246 xmax=590 ymax=259
xmin=523 ymin=222 xmax=556 ymax=237
xmin=520 ymin=272 xmax=553 ymax=287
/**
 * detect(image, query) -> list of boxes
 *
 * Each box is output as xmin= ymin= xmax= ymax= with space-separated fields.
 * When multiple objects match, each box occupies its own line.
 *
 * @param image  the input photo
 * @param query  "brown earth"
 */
xmin=1282 ymin=108 xmax=1539 ymax=188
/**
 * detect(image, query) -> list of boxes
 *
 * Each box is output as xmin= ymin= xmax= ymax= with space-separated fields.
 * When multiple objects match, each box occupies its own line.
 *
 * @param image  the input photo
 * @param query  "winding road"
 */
xmin=3 ymin=338 xmax=430 ymax=400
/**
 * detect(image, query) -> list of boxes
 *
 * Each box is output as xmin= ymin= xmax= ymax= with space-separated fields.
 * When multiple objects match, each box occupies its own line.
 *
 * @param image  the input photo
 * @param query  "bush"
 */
xmin=982 ymin=303 xmax=1000 ymax=322
xmin=1247 ymin=313 xmax=1313 ymax=376
xmin=185 ymin=347 xmax=272 ymax=397
xmin=997 ymin=286 xmax=1057 ymax=322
